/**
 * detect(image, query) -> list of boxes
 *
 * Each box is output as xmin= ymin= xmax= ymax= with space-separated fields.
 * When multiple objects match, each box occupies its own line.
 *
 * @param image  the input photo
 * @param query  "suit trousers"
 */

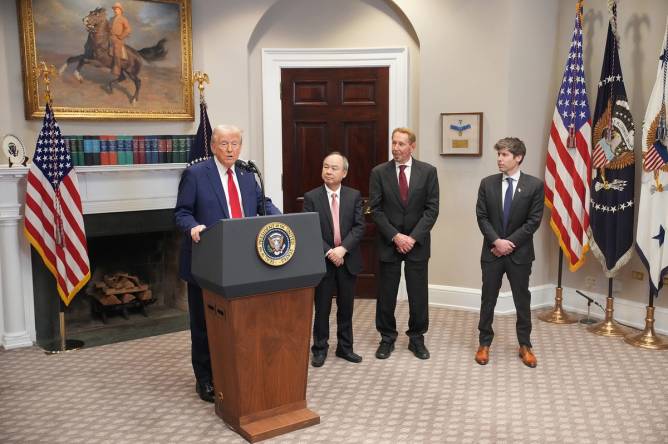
xmin=312 ymin=263 xmax=356 ymax=355
xmin=376 ymin=259 xmax=429 ymax=344
xmin=479 ymin=256 xmax=533 ymax=347
xmin=187 ymin=283 xmax=212 ymax=384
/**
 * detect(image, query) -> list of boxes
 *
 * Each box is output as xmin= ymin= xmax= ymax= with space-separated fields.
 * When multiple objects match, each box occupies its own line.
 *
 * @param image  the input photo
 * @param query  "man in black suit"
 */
xmin=303 ymin=152 xmax=365 ymax=367
xmin=475 ymin=137 xmax=544 ymax=368
xmin=369 ymin=127 xmax=439 ymax=360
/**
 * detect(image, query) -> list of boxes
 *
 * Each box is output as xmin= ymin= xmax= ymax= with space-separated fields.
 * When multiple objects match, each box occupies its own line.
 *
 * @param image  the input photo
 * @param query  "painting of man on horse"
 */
xmin=26 ymin=0 xmax=189 ymax=116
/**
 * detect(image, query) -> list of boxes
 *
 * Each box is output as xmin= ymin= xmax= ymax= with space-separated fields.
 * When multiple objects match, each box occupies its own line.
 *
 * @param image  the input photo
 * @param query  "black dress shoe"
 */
xmin=195 ymin=380 xmax=214 ymax=403
xmin=311 ymin=353 xmax=326 ymax=367
xmin=408 ymin=341 xmax=430 ymax=360
xmin=375 ymin=342 xmax=395 ymax=359
xmin=335 ymin=350 xmax=363 ymax=363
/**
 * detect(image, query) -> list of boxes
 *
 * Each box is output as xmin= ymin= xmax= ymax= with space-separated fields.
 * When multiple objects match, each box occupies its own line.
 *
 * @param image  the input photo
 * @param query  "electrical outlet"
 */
xmin=631 ymin=271 xmax=644 ymax=280
xmin=584 ymin=276 xmax=596 ymax=289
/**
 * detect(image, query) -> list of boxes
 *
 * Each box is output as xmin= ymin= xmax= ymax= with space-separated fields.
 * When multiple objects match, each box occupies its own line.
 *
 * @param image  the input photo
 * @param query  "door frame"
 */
xmin=261 ymin=47 xmax=409 ymax=209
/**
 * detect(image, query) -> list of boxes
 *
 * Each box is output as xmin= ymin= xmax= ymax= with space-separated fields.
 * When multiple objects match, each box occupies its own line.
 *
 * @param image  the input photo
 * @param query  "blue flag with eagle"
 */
xmin=636 ymin=18 xmax=668 ymax=295
xmin=188 ymin=99 xmax=212 ymax=165
xmin=587 ymin=1 xmax=635 ymax=277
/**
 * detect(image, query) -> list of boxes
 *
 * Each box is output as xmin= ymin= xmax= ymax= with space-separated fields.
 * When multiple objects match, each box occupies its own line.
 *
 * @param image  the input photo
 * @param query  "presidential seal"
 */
xmin=256 ymin=222 xmax=296 ymax=266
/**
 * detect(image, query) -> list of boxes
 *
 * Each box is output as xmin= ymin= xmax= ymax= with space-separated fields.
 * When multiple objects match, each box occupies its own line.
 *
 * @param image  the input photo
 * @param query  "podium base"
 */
xmin=231 ymin=408 xmax=320 ymax=443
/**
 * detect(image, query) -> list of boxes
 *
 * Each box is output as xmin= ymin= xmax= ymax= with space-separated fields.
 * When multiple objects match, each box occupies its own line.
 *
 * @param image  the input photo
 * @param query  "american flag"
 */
xmin=544 ymin=1 xmax=592 ymax=272
xmin=24 ymin=104 xmax=90 ymax=306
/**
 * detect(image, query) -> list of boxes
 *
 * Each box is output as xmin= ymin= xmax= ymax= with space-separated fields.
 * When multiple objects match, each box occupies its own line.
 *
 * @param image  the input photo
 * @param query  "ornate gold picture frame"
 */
xmin=17 ymin=0 xmax=193 ymax=120
xmin=440 ymin=112 xmax=483 ymax=156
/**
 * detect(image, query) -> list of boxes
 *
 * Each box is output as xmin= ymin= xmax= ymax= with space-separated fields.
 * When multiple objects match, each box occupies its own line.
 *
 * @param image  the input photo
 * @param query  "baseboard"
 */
xmin=1 ymin=332 xmax=33 ymax=350
xmin=428 ymin=284 xmax=554 ymax=314
xmin=428 ymin=283 xmax=668 ymax=335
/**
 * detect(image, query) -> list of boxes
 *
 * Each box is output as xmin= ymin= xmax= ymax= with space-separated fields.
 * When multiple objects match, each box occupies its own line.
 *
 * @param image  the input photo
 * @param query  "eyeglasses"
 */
xmin=217 ymin=141 xmax=240 ymax=149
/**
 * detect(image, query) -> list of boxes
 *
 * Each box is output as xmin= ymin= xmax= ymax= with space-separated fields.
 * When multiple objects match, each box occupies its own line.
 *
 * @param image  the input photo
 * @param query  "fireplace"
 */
xmin=31 ymin=209 xmax=188 ymax=347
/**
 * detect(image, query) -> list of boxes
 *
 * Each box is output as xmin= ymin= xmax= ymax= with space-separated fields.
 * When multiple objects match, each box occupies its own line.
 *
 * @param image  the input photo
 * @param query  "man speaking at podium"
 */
xmin=175 ymin=124 xmax=280 ymax=402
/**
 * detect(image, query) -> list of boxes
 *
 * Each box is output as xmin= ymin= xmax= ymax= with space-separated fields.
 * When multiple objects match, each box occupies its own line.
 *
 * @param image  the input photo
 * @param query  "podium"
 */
xmin=192 ymin=213 xmax=325 ymax=442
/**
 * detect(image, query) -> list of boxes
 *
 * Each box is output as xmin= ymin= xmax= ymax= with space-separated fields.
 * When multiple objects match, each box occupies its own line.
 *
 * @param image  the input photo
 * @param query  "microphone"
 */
xmin=247 ymin=159 xmax=259 ymax=172
xmin=235 ymin=159 xmax=253 ymax=171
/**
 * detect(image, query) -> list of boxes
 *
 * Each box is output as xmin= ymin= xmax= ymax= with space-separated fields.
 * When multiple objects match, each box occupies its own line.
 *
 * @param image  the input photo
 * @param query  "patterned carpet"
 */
xmin=1 ymin=299 xmax=667 ymax=443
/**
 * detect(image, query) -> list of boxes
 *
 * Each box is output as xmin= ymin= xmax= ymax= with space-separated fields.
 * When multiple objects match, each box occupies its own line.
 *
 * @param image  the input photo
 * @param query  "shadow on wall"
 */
xmin=247 ymin=0 xmax=420 ymax=52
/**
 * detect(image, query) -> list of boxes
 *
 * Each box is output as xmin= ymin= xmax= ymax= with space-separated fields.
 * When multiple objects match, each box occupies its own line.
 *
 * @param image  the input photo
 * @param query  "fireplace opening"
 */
xmin=31 ymin=209 xmax=189 ymax=347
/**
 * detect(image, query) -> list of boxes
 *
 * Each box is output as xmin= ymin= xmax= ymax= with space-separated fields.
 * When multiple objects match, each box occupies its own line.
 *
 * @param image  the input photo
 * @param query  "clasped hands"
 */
xmin=491 ymin=238 xmax=515 ymax=257
xmin=326 ymin=246 xmax=347 ymax=267
xmin=393 ymin=233 xmax=415 ymax=254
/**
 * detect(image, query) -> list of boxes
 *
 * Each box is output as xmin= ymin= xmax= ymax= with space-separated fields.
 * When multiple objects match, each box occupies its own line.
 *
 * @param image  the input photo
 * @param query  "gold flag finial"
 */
xmin=576 ymin=0 xmax=584 ymax=26
xmin=193 ymin=71 xmax=210 ymax=103
xmin=37 ymin=61 xmax=58 ymax=106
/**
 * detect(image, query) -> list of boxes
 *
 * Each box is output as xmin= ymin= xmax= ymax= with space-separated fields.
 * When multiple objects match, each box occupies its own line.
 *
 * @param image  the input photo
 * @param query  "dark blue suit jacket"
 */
xmin=174 ymin=158 xmax=281 ymax=282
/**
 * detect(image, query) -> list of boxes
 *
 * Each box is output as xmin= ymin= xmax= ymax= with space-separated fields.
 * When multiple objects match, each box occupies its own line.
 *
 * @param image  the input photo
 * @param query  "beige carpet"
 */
xmin=1 ymin=299 xmax=667 ymax=443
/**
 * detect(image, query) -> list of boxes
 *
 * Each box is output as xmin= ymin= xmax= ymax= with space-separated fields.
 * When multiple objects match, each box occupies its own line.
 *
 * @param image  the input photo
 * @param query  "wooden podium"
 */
xmin=192 ymin=213 xmax=326 ymax=442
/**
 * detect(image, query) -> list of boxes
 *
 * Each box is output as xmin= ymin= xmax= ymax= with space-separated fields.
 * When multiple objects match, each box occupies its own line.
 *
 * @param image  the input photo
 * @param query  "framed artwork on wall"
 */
xmin=440 ymin=112 xmax=483 ymax=156
xmin=17 ymin=0 xmax=194 ymax=120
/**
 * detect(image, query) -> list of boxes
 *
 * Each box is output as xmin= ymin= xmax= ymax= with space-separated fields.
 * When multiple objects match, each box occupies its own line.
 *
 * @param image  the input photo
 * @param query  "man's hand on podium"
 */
xmin=191 ymin=225 xmax=206 ymax=243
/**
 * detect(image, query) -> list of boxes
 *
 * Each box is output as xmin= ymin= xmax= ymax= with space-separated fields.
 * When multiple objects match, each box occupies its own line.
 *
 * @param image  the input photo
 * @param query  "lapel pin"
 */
xmin=517 ymin=188 xmax=522 ymax=193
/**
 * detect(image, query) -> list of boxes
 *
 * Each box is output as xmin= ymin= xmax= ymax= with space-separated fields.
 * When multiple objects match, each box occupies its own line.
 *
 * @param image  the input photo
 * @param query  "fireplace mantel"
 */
xmin=0 ymin=164 xmax=186 ymax=349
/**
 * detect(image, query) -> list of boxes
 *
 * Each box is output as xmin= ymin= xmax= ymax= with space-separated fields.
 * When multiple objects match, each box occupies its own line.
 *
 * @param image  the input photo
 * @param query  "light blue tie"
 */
xmin=503 ymin=177 xmax=513 ymax=235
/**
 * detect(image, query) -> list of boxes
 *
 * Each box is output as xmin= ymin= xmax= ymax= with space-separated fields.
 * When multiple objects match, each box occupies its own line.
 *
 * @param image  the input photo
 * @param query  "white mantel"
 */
xmin=0 ymin=164 xmax=186 ymax=349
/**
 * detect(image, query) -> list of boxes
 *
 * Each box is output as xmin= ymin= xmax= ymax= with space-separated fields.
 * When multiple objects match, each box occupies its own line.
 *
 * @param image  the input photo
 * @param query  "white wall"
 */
xmin=1 ymin=0 xmax=667 ymax=313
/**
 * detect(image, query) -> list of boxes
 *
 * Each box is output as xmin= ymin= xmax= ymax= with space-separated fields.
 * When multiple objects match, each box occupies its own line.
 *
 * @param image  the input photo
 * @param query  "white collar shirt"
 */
xmin=395 ymin=157 xmax=413 ymax=187
xmin=214 ymin=157 xmax=245 ymax=217
xmin=501 ymin=170 xmax=521 ymax=207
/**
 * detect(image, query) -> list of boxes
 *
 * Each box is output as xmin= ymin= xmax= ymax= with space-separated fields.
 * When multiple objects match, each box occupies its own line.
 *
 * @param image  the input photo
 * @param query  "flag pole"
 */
xmin=538 ymin=250 xmax=578 ymax=324
xmin=587 ymin=277 xmax=630 ymax=336
xmin=35 ymin=61 xmax=84 ymax=354
xmin=624 ymin=287 xmax=668 ymax=350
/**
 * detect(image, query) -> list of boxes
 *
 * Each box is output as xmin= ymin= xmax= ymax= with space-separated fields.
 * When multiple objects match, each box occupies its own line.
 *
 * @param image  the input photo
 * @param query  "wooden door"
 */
xmin=281 ymin=67 xmax=389 ymax=298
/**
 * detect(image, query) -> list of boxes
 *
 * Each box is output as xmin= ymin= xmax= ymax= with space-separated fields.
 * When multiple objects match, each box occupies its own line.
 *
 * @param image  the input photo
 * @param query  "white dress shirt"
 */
xmin=213 ymin=157 xmax=245 ymax=217
xmin=325 ymin=184 xmax=342 ymax=215
xmin=501 ymin=170 xmax=521 ymax=208
xmin=395 ymin=157 xmax=413 ymax=187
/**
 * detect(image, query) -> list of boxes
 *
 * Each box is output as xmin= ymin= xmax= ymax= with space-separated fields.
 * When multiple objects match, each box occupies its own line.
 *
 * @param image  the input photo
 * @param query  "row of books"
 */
xmin=62 ymin=135 xmax=196 ymax=166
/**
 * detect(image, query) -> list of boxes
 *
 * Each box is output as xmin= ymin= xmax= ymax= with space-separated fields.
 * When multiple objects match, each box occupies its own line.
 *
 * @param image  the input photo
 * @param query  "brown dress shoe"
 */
xmin=475 ymin=346 xmax=490 ymax=365
xmin=519 ymin=345 xmax=537 ymax=368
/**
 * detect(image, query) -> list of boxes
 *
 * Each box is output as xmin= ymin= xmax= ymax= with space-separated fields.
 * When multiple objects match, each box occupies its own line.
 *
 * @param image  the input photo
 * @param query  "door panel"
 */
xmin=281 ymin=67 xmax=389 ymax=298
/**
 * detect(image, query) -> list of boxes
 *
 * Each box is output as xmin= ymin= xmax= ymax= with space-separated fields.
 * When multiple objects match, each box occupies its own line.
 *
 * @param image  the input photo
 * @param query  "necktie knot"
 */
xmin=399 ymin=165 xmax=406 ymax=172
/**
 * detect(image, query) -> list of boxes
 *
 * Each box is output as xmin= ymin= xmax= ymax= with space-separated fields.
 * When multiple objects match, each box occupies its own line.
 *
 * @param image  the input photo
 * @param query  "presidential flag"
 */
xmin=188 ymin=98 xmax=212 ymax=165
xmin=24 ymin=104 xmax=90 ymax=306
xmin=544 ymin=1 xmax=592 ymax=272
xmin=587 ymin=1 xmax=635 ymax=278
xmin=636 ymin=19 xmax=668 ymax=295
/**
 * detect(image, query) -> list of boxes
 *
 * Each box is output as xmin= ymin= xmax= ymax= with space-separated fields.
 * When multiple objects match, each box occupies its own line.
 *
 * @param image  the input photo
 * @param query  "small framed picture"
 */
xmin=440 ymin=112 xmax=483 ymax=156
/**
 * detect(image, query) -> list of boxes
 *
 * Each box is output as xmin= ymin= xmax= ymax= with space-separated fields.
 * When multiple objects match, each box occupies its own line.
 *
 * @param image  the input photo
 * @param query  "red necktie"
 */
xmin=398 ymin=164 xmax=409 ymax=205
xmin=331 ymin=193 xmax=342 ymax=247
xmin=226 ymin=169 xmax=243 ymax=218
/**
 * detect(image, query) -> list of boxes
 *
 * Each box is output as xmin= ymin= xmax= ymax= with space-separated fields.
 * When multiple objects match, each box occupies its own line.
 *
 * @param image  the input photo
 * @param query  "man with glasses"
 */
xmin=175 ymin=124 xmax=280 ymax=402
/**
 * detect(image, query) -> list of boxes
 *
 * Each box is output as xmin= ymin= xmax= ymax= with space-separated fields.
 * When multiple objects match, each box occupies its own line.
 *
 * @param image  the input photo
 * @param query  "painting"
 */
xmin=440 ymin=112 xmax=483 ymax=156
xmin=17 ymin=0 xmax=193 ymax=120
